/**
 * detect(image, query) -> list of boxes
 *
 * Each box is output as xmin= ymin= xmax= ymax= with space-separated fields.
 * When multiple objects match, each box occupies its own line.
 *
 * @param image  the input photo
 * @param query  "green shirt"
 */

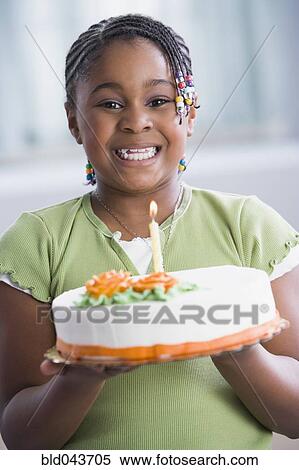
xmin=1 ymin=183 xmax=298 ymax=450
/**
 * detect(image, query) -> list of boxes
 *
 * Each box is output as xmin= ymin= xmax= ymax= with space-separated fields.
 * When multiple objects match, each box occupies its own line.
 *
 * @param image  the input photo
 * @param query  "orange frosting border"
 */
xmin=56 ymin=309 xmax=288 ymax=363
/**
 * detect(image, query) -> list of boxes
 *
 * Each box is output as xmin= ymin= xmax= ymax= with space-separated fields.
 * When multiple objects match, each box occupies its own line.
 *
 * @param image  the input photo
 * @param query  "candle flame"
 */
xmin=149 ymin=200 xmax=158 ymax=219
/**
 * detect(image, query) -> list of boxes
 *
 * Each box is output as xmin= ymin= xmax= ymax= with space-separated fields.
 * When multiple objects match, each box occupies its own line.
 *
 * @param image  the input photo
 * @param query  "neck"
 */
xmin=91 ymin=179 xmax=183 ymax=240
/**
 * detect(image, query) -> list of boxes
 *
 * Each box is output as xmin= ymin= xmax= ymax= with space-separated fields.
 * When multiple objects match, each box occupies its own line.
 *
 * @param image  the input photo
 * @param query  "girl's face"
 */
xmin=66 ymin=38 xmax=197 ymax=193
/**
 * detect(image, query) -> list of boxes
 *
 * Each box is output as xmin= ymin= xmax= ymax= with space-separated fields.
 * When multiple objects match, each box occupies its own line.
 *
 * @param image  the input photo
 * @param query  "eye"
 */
xmin=98 ymin=101 xmax=123 ymax=110
xmin=149 ymin=98 xmax=172 ymax=107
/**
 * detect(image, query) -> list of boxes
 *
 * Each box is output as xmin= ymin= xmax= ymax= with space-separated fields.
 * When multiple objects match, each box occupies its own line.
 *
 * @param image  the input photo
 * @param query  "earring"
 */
xmin=85 ymin=160 xmax=96 ymax=185
xmin=178 ymin=158 xmax=187 ymax=174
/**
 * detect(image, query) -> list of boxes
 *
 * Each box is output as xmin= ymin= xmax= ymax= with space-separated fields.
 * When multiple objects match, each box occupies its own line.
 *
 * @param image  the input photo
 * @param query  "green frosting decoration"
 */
xmin=73 ymin=282 xmax=199 ymax=307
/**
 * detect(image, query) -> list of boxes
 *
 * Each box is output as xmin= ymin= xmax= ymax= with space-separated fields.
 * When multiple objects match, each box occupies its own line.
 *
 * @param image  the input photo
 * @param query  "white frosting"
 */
xmin=52 ymin=266 xmax=276 ymax=348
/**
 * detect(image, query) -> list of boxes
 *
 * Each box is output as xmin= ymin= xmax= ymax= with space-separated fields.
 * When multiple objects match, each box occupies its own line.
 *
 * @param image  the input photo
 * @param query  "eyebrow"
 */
xmin=90 ymin=78 xmax=176 ymax=95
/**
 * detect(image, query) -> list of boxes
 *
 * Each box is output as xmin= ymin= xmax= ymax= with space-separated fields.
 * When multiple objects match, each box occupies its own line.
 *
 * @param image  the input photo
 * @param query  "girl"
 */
xmin=1 ymin=13 xmax=299 ymax=450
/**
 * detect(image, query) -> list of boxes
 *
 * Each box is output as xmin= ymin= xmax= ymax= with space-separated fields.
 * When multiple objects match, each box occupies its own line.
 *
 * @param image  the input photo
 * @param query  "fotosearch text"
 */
xmin=37 ymin=303 xmax=270 ymax=325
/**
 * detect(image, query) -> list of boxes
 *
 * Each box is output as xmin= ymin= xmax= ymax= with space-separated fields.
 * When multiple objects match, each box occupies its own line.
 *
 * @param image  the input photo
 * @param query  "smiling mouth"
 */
xmin=113 ymin=146 xmax=161 ymax=161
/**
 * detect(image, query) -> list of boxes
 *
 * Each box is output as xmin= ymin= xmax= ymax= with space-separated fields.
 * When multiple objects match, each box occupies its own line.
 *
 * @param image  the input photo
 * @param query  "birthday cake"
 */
xmin=51 ymin=266 xmax=288 ymax=364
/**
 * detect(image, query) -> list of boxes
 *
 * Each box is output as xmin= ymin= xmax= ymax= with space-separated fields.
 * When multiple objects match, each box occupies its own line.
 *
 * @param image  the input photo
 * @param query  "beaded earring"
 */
xmin=178 ymin=157 xmax=187 ymax=174
xmin=85 ymin=160 xmax=96 ymax=185
xmin=175 ymin=72 xmax=199 ymax=125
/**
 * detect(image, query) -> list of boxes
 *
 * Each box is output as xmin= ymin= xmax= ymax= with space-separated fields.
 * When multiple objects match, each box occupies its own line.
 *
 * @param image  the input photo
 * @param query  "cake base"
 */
xmin=48 ymin=310 xmax=288 ymax=366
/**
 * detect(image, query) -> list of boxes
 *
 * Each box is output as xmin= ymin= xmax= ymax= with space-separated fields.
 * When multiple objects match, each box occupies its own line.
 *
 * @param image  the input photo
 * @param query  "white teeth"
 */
xmin=115 ymin=146 xmax=159 ymax=161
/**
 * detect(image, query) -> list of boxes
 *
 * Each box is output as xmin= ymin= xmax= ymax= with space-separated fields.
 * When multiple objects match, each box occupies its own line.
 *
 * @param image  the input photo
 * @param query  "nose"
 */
xmin=118 ymin=105 xmax=154 ymax=133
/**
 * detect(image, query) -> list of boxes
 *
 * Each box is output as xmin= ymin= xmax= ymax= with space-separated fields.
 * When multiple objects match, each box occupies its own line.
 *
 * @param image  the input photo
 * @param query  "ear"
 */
xmin=64 ymin=102 xmax=82 ymax=145
xmin=186 ymin=92 xmax=199 ymax=137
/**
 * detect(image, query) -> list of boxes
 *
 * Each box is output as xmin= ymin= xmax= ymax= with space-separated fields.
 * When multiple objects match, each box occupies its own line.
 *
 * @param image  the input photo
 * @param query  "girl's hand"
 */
xmin=40 ymin=358 xmax=140 ymax=380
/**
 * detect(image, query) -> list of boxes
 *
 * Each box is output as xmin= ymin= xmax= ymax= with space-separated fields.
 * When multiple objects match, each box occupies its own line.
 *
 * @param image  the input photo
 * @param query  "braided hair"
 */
xmin=65 ymin=13 xmax=198 ymax=123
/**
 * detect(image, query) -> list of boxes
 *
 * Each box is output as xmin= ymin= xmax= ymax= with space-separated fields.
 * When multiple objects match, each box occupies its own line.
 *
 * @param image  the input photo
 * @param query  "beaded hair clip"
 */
xmin=175 ymin=72 xmax=199 ymax=125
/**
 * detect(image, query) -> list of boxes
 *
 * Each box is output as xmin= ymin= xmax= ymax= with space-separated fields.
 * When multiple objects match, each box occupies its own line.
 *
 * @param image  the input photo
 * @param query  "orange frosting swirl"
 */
xmin=132 ymin=272 xmax=178 ymax=293
xmin=85 ymin=270 xmax=133 ymax=298
xmin=85 ymin=270 xmax=178 ymax=299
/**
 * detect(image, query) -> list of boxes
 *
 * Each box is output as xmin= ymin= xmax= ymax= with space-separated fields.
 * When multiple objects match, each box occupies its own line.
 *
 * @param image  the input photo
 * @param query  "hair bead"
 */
xmin=175 ymin=71 xmax=198 ymax=121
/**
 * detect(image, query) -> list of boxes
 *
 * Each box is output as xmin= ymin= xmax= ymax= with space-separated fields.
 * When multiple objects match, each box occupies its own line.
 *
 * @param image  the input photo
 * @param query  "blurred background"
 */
xmin=0 ymin=0 xmax=298 ymax=450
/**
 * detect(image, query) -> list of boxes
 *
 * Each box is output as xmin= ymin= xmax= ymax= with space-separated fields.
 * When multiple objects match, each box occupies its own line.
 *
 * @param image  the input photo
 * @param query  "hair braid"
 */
xmin=65 ymin=14 xmax=198 ymax=118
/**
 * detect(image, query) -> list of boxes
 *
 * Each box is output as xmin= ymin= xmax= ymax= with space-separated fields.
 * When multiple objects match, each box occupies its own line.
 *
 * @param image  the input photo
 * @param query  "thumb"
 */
xmin=40 ymin=359 xmax=66 ymax=376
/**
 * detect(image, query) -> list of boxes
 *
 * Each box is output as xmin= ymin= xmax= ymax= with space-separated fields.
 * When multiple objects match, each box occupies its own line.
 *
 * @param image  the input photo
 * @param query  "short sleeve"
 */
xmin=240 ymin=195 xmax=299 ymax=276
xmin=0 ymin=212 xmax=53 ymax=303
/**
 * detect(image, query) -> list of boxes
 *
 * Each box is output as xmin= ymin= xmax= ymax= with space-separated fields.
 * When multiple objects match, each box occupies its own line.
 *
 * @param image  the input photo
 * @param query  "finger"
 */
xmin=40 ymin=359 xmax=66 ymax=376
xmin=84 ymin=364 xmax=106 ymax=373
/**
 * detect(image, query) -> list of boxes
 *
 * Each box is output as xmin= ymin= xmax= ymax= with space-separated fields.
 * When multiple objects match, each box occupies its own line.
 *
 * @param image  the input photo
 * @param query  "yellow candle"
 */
xmin=149 ymin=201 xmax=164 ymax=272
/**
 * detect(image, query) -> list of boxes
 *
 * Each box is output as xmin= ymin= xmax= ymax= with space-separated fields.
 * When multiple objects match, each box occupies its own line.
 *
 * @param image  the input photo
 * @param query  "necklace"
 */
xmin=93 ymin=182 xmax=185 ymax=251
